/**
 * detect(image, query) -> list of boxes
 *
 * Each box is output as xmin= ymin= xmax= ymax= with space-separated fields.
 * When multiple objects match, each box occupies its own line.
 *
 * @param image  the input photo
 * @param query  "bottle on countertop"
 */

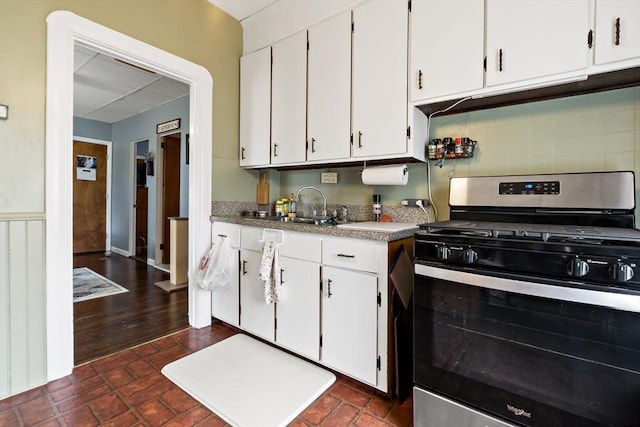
xmin=288 ymin=193 xmax=297 ymax=217
xmin=373 ymin=194 xmax=382 ymax=222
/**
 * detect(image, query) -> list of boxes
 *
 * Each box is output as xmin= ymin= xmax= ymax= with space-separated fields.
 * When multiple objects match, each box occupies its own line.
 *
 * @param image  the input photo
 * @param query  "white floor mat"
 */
xmin=162 ymin=334 xmax=335 ymax=427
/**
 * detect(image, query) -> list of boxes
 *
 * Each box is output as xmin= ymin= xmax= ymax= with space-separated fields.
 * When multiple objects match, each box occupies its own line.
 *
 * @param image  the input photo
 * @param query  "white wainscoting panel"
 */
xmin=0 ymin=219 xmax=47 ymax=399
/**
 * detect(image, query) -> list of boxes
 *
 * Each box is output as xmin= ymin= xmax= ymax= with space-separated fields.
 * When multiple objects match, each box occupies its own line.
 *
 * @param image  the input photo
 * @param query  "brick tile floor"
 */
xmin=0 ymin=323 xmax=413 ymax=426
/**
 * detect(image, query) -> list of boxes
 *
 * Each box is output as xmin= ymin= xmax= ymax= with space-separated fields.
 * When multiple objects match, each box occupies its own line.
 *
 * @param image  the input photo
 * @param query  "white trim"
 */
xmin=46 ymin=11 xmax=213 ymax=381
xmin=109 ymin=246 xmax=130 ymax=257
xmin=73 ymin=136 xmax=112 ymax=252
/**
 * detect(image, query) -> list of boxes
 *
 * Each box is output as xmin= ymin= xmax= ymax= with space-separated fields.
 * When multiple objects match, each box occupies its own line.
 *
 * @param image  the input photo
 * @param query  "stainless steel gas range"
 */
xmin=413 ymin=171 xmax=640 ymax=427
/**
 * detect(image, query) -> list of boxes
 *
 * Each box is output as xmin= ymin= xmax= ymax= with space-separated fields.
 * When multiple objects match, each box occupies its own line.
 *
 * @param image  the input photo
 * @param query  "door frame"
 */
xmin=46 ymin=11 xmax=213 ymax=381
xmin=73 ymin=137 xmax=112 ymax=252
xmin=129 ymin=138 xmax=150 ymax=261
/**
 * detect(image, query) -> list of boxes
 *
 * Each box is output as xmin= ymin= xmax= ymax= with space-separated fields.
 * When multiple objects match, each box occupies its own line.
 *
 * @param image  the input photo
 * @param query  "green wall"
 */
xmin=279 ymin=87 xmax=640 ymax=223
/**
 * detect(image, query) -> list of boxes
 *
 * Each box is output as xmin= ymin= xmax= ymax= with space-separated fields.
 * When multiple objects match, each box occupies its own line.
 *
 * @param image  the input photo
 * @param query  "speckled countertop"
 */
xmin=210 ymin=201 xmax=426 ymax=242
xmin=210 ymin=215 xmax=419 ymax=242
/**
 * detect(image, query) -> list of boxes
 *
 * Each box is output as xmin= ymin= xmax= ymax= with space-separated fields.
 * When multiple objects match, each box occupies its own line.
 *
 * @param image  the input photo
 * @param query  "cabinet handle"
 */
xmin=273 ymin=143 xmax=278 ymax=157
xmin=241 ymin=147 xmax=246 ymax=160
xmin=615 ymin=17 xmax=621 ymax=46
xmin=587 ymin=29 xmax=593 ymax=49
xmin=337 ymin=253 xmax=355 ymax=258
xmin=418 ymin=69 xmax=423 ymax=90
xmin=498 ymin=48 xmax=503 ymax=72
xmin=217 ymin=234 xmax=227 ymax=238
xmin=242 ymin=260 xmax=247 ymax=275
xmin=280 ymin=268 xmax=284 ymax=285
xmin=358 ymin=131 xmax=363 ymax=148
xmin=327 ymin=279 xmax=333 ymax=298
xmin=311 ymin=138 xmax=316 ymax=153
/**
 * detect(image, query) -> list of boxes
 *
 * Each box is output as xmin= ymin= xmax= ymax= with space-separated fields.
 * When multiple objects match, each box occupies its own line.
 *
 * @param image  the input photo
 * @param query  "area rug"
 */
xmin=162 ymin=334 xmax=336 ymax=427
xmin=73 ymin=267 xmax=129 ymax=302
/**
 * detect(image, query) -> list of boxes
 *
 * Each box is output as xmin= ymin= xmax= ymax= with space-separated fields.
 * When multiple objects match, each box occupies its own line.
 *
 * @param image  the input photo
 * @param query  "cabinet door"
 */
xmin=322 ymin=266 xmax=378 ymax=385
xmin=210 ymin=224 xmax=240 ymax=326
xmin=409 ymin=0 xmax=484 ymax=102
xmin=239 ymin=47 xmax=271 ymax=167
xmin=240 ymin=249 xmax=275 ymax=341
xmin=352 ymin=0 xmax=408 ymax=158
xmin=485 ymin=0 xmax=590 ymax=87
xmin=595 ymin=0 xmax=640 ymax=65
xmin=276 ymin=258 xmax=320 ymax=361
xmin=272 ymin=31 xmax=307 ymax=165
xmin=307 ymin=11 xmax=352 ymax=162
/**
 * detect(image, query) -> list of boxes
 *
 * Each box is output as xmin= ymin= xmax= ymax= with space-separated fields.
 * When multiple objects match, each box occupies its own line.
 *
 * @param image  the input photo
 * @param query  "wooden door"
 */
xmin=161 ymin=134 xmax=181 ymax=264
xmin=73 ymin=140 xmax=107 ymax=254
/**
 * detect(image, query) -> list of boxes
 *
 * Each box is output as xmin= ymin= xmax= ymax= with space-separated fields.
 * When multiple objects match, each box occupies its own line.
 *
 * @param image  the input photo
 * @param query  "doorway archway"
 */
xmin=46 ymin=11 xmax=213 ymax=381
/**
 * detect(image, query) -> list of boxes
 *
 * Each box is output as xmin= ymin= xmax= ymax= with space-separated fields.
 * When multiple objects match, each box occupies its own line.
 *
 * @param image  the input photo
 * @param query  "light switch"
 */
xmin=0 ymin=104 xmax=8 ymax=120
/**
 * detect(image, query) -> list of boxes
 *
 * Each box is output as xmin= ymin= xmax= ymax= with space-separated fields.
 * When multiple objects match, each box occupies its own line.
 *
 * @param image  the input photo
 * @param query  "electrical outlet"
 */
xmin=401 ymin=198 xmax=430 ymax=207
xmin=321 ymin=172 xmax=338 ymax=184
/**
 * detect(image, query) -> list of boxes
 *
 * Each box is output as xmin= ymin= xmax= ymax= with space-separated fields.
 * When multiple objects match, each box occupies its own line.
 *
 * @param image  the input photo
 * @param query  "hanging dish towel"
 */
xmin=258 ymin=241 xmax=284 ymax=304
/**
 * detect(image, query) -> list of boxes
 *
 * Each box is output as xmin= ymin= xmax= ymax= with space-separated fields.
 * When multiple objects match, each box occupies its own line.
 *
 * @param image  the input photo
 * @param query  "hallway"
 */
xmin=73 ymin=253 xmax=189 ymax=365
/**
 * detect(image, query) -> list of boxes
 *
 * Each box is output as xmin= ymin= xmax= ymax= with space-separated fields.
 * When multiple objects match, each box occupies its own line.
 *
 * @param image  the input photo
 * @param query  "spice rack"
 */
xmin=428 ymin=137 xmax=477 ymax=162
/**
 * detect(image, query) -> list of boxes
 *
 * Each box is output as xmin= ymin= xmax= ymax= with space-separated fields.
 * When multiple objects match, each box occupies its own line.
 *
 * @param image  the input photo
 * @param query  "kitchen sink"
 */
xmin=259 ymin=216 xmax=354 ymax=226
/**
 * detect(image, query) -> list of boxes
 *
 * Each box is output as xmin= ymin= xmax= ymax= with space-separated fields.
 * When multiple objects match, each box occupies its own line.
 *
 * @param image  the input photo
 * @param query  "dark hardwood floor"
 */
xmin=73 ymin=252 xmax=189 ymax=365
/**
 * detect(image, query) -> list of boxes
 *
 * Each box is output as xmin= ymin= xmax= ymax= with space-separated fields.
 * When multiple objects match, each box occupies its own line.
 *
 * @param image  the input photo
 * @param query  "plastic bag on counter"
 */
xmin=195 ymin=237 xmax=233 ymax=291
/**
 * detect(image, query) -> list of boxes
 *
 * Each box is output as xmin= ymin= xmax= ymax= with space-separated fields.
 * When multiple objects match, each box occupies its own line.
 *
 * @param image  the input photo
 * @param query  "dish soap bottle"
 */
xmin=288 ymin=193 xmax=297 ymax=218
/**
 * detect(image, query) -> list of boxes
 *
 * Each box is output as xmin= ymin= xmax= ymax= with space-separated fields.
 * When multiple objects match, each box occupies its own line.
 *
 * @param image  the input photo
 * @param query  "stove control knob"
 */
xmin=568 ymin=259 xmax=589 ymax=277
xmin=436 ymin=246 xmax=451 ymax=261
xmin=609 ymin=262 xmax=634 ymax=282
xmin=463 ymin=249 xmax=478 ymax=264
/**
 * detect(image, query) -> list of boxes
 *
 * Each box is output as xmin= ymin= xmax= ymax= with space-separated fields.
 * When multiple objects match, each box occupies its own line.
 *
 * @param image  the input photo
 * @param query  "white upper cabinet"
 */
xmin=410 ymin=0 xmax=484 ymax=103
xmin=485 ymin=0 xmax=591 ymax=87
xmin=307 ymin=11 xmax=352 ymax=162
xmin=351 ymin=0 xmax=409 ymax=158
xmin=271 ymin=31 xmax=308 ymax=165
xmin=239 ymin=47 xmax=271 ymax=168
xmin=594 ymin=0 xmax=640 ymax=66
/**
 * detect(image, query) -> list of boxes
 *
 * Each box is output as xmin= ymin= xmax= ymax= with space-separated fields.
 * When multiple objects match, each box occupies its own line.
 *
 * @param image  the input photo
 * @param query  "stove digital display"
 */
xmin=499 ymin=181 xmax=560 ymax=195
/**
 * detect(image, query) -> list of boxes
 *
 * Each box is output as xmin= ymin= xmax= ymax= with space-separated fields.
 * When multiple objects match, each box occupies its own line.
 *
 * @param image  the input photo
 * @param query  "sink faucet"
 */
xmin=295 ymin=186 xmax=327 ymax=218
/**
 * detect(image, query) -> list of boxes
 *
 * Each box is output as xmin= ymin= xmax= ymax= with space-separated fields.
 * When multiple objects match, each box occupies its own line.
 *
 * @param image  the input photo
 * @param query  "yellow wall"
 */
xmin=0 ymin=0 xmax=252 ymax=215
xmin=0 ymin=0 xmax=246 ymax=398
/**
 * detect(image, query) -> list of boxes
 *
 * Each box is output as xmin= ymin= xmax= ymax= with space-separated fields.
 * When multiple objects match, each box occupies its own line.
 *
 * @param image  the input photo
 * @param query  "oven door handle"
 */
xmin=415 ymin=264 xmax=640 ymax=313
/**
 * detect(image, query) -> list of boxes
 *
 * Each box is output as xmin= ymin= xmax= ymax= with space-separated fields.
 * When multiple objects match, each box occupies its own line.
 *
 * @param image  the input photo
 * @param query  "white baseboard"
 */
xmin=147 ymin=258 xmax=155 ymax=265
xmin=110 ymin=246 xmax=130 ymax=257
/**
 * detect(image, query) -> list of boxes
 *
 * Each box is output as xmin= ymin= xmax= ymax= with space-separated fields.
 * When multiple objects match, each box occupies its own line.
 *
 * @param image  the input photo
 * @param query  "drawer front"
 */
xmin=322 ymin=238 xmax=379 ymax=273
xmin=280 ymin=231 xmax=321 ymax=263
xmin=240 ymin=226 xmax=265 ymax=251
xmin=212 ymin=222 xmax=240 ymax=247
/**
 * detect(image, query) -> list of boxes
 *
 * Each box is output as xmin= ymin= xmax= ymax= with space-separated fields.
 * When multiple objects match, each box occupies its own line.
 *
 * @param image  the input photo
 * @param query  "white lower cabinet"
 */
xmin=275 ymin=257 xmax=320 ymax=361
xmin=322 ymin=266 xmax=378 ymax=385
xmin=212 ymin=223 xmax=391 ymax=393
xmin=210 ymin=223 xmax=241 ymax=327
xmin=239 ymin=248 xmax=274 ymax=341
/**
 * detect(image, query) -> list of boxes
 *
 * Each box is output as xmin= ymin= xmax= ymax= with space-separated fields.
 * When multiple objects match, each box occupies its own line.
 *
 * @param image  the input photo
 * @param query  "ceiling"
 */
xmin=73 ymin=1 xmax=277 ymax=124
xmin=208 ymin=0 xmax=277 ymax=21
xmin=74 ymin=44 xmax=190 ymax=124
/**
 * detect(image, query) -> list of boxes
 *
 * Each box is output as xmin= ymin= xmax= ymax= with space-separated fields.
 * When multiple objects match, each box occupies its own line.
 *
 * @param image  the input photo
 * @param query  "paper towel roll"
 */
xmin=361 ymin=164 xmax=409 ymax=185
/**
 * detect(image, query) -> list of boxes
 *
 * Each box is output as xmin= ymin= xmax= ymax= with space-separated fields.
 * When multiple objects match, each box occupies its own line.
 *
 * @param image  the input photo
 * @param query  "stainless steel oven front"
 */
xmin=413 ymin=262 xmax=640 ymax=427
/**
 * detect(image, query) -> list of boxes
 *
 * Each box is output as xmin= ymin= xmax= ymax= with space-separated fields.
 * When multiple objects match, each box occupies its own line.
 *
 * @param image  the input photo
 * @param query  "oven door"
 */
xmin=414 ymin=262 xmax=640 ymax=427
